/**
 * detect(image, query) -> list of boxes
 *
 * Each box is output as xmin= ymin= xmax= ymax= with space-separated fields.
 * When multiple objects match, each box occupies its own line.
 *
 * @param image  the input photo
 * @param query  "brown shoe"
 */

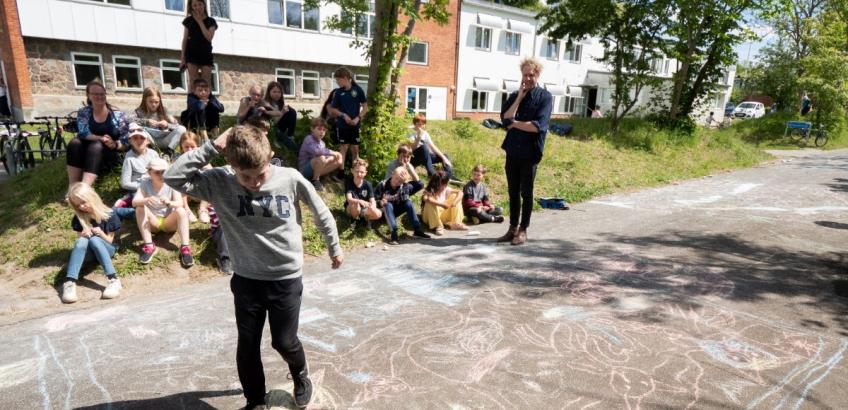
xmin=511 ymin=228 xmax=527 ymax=245
xmin=496 ymin=226 xmax=517 ymax=242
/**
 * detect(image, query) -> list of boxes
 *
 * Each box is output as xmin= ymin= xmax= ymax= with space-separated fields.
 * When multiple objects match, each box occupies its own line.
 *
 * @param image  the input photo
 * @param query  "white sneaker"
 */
xmin=61 ymin=281 xmax=78 ymax=303
xmin=102 ymin=278 xmax=122 ymax=299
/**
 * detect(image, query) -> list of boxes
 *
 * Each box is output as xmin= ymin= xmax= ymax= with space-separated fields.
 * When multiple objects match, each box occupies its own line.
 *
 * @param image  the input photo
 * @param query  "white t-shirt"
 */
xmin=0 ymin=85 xmax=7 ymax=98
xmin=407 ymin=128 xmax=431 ymax=149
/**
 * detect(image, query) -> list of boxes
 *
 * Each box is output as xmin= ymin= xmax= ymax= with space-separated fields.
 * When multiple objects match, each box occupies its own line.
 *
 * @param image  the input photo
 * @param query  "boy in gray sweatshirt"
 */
xmin=164 ymin=126 xmax=343 ymax=409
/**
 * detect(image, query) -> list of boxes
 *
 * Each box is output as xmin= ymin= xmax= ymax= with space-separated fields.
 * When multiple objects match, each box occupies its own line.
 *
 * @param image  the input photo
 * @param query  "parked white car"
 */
xmin=733 ymin=101 xmax=766 ymax=119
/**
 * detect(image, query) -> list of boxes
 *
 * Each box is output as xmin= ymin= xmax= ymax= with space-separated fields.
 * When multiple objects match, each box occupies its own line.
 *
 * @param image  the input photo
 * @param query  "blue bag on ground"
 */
xmin=550 ymin=123 xmax=573 ymax=136
xmin=537 ymin=197 xmax=569 ymax=210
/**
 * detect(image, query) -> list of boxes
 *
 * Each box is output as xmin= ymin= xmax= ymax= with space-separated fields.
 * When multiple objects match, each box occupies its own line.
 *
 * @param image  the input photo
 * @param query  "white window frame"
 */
xmin=209 ymin=0 xmax=230 ymax=20
xmin=341 ymin=2 xmax=375 ymax=38
xmin=471 ymin=90 xmax=488 ymax=111
xmin=504 ymin=31 xmax=521 ymax=55
xmin=71 ymin=52 xmax=105 ymax=90
xmin=565 ymin=43 xmax=582 ymax=63
xmin=267 ymin=0 xmax=284 ymax=25
xmin=276 ymin=0 xmax=320 ymax=31
xmin=275 ymin=68 xmax=296 ymax=98
xmin=354 ymin=74 xmax=369 ymax=93
xmin=112 ymin=55 xmax=143 ymax=91
xmin=407 ymin=41 xmax=428 ymax=65
xmin=406 ymin=86 xmax=428 ymax=117
xmin=301 ymin=70 xmax=320 ymax=99
xmin=543 ymin=39 xmax=559 ymax=60
xmin=209 ymin=63 xmax=221 ymax=95
xmin=474 ymin=26 xmax=492 ymax=51
xmin=159 ymin=59 xmax=188 ymax=94
xmin=84 ymin=0 xmax=132 ymax=6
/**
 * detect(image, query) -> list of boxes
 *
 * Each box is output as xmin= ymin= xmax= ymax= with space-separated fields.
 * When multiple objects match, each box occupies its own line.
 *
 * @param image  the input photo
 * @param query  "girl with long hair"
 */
xmin=131 ymin=87 xmax=187 ymax=155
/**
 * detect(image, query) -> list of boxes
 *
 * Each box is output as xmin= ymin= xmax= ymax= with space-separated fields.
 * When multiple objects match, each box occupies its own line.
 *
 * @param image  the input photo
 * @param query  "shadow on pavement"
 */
xmin=74 ymin=389 xmax=243 ymax=409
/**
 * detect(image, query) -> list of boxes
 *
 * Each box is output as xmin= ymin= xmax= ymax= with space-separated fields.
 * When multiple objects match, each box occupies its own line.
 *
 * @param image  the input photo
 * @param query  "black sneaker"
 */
xmin=139 ymin=243 xmax=157 ymax=264
xmin=217 ymin=257 xmax=234 ymax=275
xmin=390 ymin=229 xmax=399 ymax=244
xmin=494 ymin=215 xmax=505 ymax=223
xmin=290 ymin=369 xmax=313 ymax=408
xmin=311 ymin=180 xmax=324 ymax=192
xmin=179 ymin=245 xmax=194 ymax=268
xmin=413 ymin=230 xmax=431 ymax=239
xmin=334 ymin=170 xmax=346 ymax=182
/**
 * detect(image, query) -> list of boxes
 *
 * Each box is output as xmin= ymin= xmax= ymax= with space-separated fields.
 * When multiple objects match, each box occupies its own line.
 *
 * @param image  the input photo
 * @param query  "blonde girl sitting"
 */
xmin=61 ymin=183 xmax=123 ymax=303
xmin=177 ymin=132 xmax=211 ymax=223
xmin=422 ymin=170 xmax=468 ymax=235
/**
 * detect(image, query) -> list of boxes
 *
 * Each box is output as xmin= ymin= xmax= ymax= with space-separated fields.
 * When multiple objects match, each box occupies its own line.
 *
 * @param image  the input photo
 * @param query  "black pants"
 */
xmin=231 ymin=274 xmax=306 ymax=404
xmin=466 ymin=206 xmax=502 ymax=223
xmin=274 ymin=109 xmax=298 ymax=152
xmin=212 ymin=227 xmax=230 ymax=259
xmin=504 ymin=155 xmax=538 ymax=229
xmin=411 ymin=144 xmax=453 ymax=178
xmin=66 ymin=138 xmax=119 ymax=175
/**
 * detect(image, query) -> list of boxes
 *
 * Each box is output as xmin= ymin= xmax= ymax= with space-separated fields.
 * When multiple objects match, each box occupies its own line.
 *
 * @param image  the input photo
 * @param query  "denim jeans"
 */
xmin=275 ymin=109 xmax=298 ymax=153
xmin=66 ymin=236 xmax=117 ymax=280
xmin=412 ymin=144 xmax=453 ymax=178
xmin=113 ymin=206 xmax=136 ymax=220
xmin=383 ymin=200 xmax=423 ymax=232
xmin=145 ymin=126 xmax=186 ymax=151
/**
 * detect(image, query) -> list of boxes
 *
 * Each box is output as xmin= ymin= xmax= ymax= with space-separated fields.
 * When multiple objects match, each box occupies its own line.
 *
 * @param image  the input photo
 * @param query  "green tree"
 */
xmin=538 ymin=0 xmax=670 ymax=131
xmin=797 ymin=5 xmax=848 ymax=128
xmin=665 ymin=0 xmax=761 ymax=122
xmin=313 ymin=0 xmax=450 ymax=171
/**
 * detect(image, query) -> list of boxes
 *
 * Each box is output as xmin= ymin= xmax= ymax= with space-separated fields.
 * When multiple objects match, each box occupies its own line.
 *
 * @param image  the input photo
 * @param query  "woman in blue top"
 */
xmin=180 ymin=0 xmax=218 ymax=91
xmin=66 ymin=81 xmax=129 ymax=190
xmin=327 ymin=67 xmax=368 ymax=179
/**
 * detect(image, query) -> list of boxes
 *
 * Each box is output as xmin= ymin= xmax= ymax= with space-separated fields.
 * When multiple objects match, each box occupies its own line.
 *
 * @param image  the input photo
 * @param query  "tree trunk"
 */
xmin=389 ymin=0 xmax=423 ymax=100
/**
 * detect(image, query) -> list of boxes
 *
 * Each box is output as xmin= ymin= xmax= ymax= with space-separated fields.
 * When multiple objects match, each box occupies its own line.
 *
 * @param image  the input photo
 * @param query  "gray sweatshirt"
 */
xmin=164 ymin=141 xmax=342 ymax=281
xmin=121 ymin=148 xmax=160 ymax=192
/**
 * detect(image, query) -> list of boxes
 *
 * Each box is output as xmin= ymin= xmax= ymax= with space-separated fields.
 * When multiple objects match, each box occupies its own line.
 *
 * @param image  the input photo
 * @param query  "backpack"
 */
xmin=549 ymin=123 xmax=573 ymax=136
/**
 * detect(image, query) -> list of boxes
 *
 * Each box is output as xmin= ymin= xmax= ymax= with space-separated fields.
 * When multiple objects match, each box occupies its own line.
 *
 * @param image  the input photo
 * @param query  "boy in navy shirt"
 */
xmin=378 ymin=167 xmax=430 ymax=244
xmin=183 ymin=78 xmax=224 ymax=140
xmin=327 ymin=67 xmax=367 ymax=179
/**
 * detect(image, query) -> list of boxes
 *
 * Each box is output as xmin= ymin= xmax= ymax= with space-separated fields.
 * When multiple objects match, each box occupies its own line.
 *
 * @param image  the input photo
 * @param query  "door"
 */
xmin=586 ymin=88 xmax=597 ymax=117
xmin=425 ymin=87 xmax=447 ymax=120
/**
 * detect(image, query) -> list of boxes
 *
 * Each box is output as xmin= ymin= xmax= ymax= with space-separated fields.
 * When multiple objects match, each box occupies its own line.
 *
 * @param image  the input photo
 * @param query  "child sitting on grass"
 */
xmin=132 ymin=157 xmax=193 ymax=268
xmin=344 ymin=158 xmax=382 ymax=227
xmin=462 ymin=164 xmax=504 ymax=224
xmin=379 ymin=167 xmax=431 ymax=244
xmin=61 ymin=182 xmax=122 ymax=303
xmin=178 ymin=132 xmax=211 ymax=223
xmin=114 ymin=123 xmax=160 ymax=218
xmin=422 ymin=170 xmax=468 ymax=235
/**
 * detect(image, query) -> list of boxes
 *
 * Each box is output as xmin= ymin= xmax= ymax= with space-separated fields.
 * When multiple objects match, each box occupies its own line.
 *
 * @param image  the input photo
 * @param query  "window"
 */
xmin=210 ymin=63 xmax=220 ymax=94
xmin=85 ymin=0 xmax=131 ymax=5
xmin=210 ymin=0 xmax=229 ymax=19
xmin=354 ymin=74 xmax=369 ymax=92
xmin=165 ymin=0 xmax=184 ymax=11
xmin=565 ymin=44 xmax=582 ymax=63
xmin=160 ymin=59 xmax=188 ymax=93
xmin=341 ymin=2 xmax=375 ymax=38
xmin=275 ymin=68 xmax=296 ymax=97
xmin=505 ymin=32 xmax=521 ymax=55
xmin=71 ymin=53 xmax=104 ymax=89
xmin=113 ymin=56 xmax=142 ymax=90
xmin=557 ymin=96 xmax=583 ymax=114
xmin=301 ymin=70 xmax=320 ymax=99
xmin=407 ymin=42 xmax=428 ymax=65
xmin=406 ymin=86 xmax=428 ymax=117
xmin=650 ymin=58 xmax=665 ymax=74
xmin=471 ymin=90 xmax=488 ymax=111
xmin=543 ymin=39 xmax=559 ymax=60
xmin=271 ymin=0 xmax=319 ymax=30
xmin=599 ymin=88 xmax=611 ymax=104
xmin=474 ymin=26 xmax=492 ymax=50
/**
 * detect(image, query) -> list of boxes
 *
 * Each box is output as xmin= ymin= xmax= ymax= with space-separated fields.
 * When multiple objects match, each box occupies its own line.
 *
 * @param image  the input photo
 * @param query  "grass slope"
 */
xmin=0 ymin=117 xmax=773 ymax=286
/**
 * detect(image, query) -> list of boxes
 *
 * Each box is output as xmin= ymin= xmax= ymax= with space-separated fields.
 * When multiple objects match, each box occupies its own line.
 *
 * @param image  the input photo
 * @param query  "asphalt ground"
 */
xmin=1 ymin=149 xmax=847 ymax=409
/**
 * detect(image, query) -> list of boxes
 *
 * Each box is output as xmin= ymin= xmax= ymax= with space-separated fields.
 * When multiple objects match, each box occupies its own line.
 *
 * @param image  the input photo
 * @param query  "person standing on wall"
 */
xmin=180 ymin=0 xmax=217 ymax=90
xmin=497 ymin=58 xmax=553 ymax=246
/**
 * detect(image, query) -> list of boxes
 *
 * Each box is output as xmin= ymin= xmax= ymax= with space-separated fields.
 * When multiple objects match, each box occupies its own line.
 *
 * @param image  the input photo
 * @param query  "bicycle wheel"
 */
xmin=1 ymin=139 xmax=9 ymax=174
xmin=789 ymin=128 xmax=806 ymax=143
xmin=815 ymin=130 xmax=828 ymax=147
xmin=17 ymin=137 xmax=36 ymax=169
xmin=38 ymin=131 xmax=54 ymax=160
xmin=55 ymin=131 xmax=67 ymax=155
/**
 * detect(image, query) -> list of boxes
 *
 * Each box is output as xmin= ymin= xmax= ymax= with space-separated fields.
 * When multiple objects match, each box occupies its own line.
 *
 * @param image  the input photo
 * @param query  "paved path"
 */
xmin=2 ymin=149 xmax=847 ymax=409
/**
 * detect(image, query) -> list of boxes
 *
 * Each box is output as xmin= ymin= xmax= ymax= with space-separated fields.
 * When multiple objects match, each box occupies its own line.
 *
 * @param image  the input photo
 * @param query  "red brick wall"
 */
xmin=0 ymin=0 xmax=33 ymax=116
xmin=396 ymin=0 xmax=460 ymax=118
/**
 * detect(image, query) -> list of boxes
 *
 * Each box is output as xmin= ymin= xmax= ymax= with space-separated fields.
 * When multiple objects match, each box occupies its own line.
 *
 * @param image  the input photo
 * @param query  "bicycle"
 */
xmin=0 ymin=121 xmax=40 ymax=176
xmin=34 ymin=113 xmax=76 ymax=160
xmin=786 ymin=121 xmax=828 ymax=147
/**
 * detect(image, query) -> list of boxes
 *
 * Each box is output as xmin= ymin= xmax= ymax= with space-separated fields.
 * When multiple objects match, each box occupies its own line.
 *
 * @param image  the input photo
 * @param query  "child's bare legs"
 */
xmin=198 ymin=200 xmax=210 ymax=223
xmin=346 ymin=202 xmax=361 ymax=219
xmin=365 ymin=206 xmax=382 ymax=220
xmin=199 ymin=65 xmax=212 ymax=89
xmin=350 ymin=145 xmax=360 ymax=161
xmin=135 ymin=206 xmax=155 ymax=244
xmin=183 ymin=196 xmax=197 ymax=223
xmin=161 ymin=207 xmax=190 ymax=246
xmin=187 ymin=63 xmax=200 ymax=89
xmin=310 ymin=153 xmax=343 ymax=181
xmin=338 ymin=144 xmax=349 ymax=174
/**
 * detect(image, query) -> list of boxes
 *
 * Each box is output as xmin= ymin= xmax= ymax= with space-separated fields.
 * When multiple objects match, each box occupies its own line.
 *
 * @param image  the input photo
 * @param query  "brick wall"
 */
xmin=396 ymin=0 xmax=460 ymax=118
xmin=0 ymin=0 xmax=33 ymax=118
xmin=23 ymin=37 xmax=366 ymax=118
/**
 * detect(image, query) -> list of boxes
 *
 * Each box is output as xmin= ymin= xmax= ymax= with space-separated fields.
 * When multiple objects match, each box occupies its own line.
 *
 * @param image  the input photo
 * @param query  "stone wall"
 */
xmin=24 ymin=37 xmax=366 ymax=118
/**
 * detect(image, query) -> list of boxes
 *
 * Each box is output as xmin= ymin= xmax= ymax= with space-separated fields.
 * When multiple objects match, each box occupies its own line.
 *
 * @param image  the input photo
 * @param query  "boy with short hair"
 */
xmin=463 ymin=164 xmax=504 ymax=224
xmin=297 ymin=117 xmax=344 ymax=192
xmin=408 ymin=113 xmax=455 ymax=180
xmin=183 ymin=78 xmax=224 ymax=140
xmin=164 ymin=125 xmax=343 ymax=409
xmin=384 ymin=144 xmax=424 ymax=196
xmin=344 ymin=158 xmax=382 ymax=227
xmin=378 ymin=167 xmax=431 ymax=244
xmin=327 ymin=67 xmax=368 ymax=179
